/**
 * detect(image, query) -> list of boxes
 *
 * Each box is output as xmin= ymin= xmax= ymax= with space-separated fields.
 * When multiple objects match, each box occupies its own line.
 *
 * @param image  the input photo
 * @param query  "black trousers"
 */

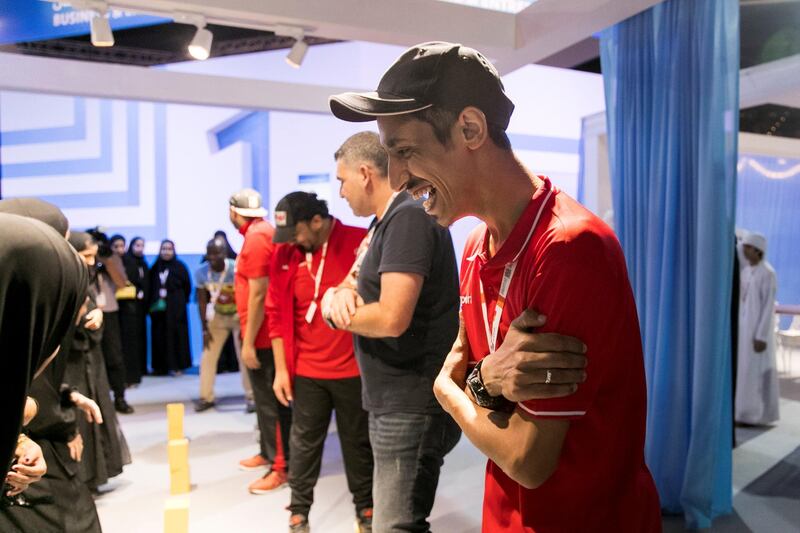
xmin=100 ymin=311 xmax=127 ymax=399
xmin=247 ymin=348 xmax=292 ymax=469
xmin=289 ymin=375 xmax=373 ymax=517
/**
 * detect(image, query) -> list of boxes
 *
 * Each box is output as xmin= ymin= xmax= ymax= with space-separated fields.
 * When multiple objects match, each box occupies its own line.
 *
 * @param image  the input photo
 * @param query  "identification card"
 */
xmin=159 ymin=288 xmax=167 ymax=299
xmin=205 ymin=303 xmax=216 ymax=322
xmin=305 ymin=301 xmax=318 ymax=324
xmin=95 ymin=291 xmax=107 ymax=308
xmin=137 ymin=290 xmax=144 ymax=300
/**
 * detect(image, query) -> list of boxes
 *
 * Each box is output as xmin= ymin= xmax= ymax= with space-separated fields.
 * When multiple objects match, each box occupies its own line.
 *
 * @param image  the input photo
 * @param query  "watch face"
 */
xmin=467 ymin=364 xmax=489 ymax=404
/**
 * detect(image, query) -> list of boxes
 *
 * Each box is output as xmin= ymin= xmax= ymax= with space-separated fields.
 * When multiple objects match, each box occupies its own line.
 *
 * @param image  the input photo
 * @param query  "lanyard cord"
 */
xmin=305 ymin=220 xmax=335 ymax=304
xmin=479 ymin=188 xmax=553 ymax=353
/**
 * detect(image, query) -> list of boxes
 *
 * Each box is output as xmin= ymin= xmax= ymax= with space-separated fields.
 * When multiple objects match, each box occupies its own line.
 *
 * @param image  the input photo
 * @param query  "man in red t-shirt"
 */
xmin=329 ymin=42 xmax=662 ymax=531
xmin=229 ymin=188 xmax=292 ymax=494
xmin=267 ymin=192 xmax=372 ymax=533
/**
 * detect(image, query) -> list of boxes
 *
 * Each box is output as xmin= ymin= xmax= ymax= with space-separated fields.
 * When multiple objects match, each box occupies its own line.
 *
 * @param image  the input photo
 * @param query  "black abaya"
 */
xmin=0 ymin=213 xmax=88 ymax=472
xmin=119 ymin=243 xmax=149 ymax=383
xmin=149 ymin=255 xmax=193 ymax=374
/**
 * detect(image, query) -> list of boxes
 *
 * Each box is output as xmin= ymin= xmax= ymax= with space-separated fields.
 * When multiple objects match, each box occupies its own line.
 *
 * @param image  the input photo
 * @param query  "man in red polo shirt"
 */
xmin=267 ymin=192 xmax=372 ymax=533
xmin=329 ymin=42 xmax=661 ymax=531
xmin=229 ymin=188 xmax=292 ymax=494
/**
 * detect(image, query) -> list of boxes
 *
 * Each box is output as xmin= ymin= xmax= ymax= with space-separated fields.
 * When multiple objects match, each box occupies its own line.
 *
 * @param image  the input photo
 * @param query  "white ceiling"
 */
xmin=92 ymin=0 xmax=662 ymax=75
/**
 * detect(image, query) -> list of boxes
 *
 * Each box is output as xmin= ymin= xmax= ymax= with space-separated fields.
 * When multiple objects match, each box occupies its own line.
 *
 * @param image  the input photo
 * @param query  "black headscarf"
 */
xmin=0 ymin=214 xmax=89 ymax=471
xmin=214 ymin=230 xmax=237 ymax=259
xmin=0 ymin=198 xmax=69 ymax=238
xmin=150 ymin=240 xmax=191 ymax=302
xmin=109 ymin=234 xmax=125 ymax=248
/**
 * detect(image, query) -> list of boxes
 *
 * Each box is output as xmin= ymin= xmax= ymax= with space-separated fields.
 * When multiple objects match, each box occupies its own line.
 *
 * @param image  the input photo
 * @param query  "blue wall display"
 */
xmin=0 ymin=0 xmax=166 ymax=45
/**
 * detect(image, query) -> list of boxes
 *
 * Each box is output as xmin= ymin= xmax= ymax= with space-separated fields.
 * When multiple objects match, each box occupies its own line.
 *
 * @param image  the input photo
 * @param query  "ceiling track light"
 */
xmin=188 ymin=25 xmax=213 ymax=60
xmin=89 ymin=2 xmax=114 ymax=47
xmin=174 ymin=13 xmax=213 ymax=61
xmin=285 ymin=35 xmax=308 ymax=68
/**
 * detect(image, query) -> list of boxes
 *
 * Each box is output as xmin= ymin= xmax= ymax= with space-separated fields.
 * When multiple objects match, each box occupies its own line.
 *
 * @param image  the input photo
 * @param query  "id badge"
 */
xmin=137 ymin=290 xmax=144 ymax=300
xmin=205 ymin=303 xmax=216 ymax=323
xmin=95 ymin=291 xmax=107 ymax=308
xmin=159 ymin=288 xmax=167 ymax=299
xmin=305 ymin=301 xmax=318 ymax=324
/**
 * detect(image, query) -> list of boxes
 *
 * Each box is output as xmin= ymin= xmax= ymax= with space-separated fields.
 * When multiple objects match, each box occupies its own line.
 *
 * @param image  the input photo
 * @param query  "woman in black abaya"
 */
xmin=0 ymin=213 xmax=88 ymax=481
xmin=118 ymin=237 xmax=150 ymax=384
xmin=149 ymin=240 xmax=193 ymax=375
xmin=66 ymin=233 xmax=131 ymax=490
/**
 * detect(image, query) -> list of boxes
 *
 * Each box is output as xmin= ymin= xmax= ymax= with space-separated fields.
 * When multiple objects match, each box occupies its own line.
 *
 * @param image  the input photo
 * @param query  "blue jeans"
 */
xmin=369 ymin=411 xmax=462 ymax=533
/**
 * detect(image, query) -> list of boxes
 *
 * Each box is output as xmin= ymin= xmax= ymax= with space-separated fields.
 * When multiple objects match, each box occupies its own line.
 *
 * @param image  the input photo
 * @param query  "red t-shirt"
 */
xmin=460 ymin=177 xmax=661 ymax=532
xmin=235 ymin=218 xmax=275 ymax=349
xmin=268 ymin=220 xmax=365 ymax=380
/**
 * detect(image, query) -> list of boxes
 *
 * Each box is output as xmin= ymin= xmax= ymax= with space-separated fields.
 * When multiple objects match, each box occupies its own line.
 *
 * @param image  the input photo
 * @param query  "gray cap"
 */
xmin=229 ymin=188 xmax=268 ymax=218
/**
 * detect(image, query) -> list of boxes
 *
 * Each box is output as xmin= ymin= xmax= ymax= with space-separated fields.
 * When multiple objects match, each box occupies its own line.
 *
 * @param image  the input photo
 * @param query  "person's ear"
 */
xmin=359 ymin=164 xmax=372 ymax=189
xmin=458 ymin=107 xmax=488 ymax=150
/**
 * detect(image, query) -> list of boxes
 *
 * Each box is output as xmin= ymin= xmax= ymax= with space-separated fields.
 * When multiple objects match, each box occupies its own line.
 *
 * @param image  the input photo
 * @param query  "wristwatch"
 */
xmin=466 ymin=359 xmax=516 ymax=413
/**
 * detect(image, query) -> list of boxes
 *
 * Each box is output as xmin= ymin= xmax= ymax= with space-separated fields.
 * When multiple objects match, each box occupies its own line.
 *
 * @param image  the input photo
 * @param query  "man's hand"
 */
xmin=67 ymin=433 xmax=84 ymax=462
xmin=434 ymin=346 xmax=470 ymax=413
xmin=70 ymin=391 xmax=103 ymax=424
xmin=202 ymin=329 xmax=213 ymax=350
xmin=5 ymin=437 xmax=46 ymax=496
xmin=753 ymin=339 xmax=767 ymax=353
xmin=481 ymin=309 xmax=587 ymax=402
xmin=242 ymin=343 xmax=260 ymax=370
xmin=325 ymin=288 xmax=364 ymax=329
xmin=273 ymin=369 xmax=293 ymax=407
xmin=84 ymin=308 xmax=103 ymax=331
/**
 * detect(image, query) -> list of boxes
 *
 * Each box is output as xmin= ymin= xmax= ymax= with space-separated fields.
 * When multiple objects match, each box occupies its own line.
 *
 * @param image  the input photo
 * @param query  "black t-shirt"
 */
xmin=355 ymin=192 xmax=459 ymax=414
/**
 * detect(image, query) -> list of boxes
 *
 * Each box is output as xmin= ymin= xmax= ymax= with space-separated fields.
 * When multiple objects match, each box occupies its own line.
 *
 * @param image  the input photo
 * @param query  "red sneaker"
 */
xmin=238 ymin=454 xmax=269 ymax=471
xmin=248 ymin=470 xmax=287 ymax=494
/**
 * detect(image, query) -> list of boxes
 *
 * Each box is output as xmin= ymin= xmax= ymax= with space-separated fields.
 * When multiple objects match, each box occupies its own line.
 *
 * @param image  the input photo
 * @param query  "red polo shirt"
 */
xmin=235 ymin=218 xmax=275 ymax=349
xmin=460 ymin=177 xmax=661 ymax=532
xmin=267 ymin=220 xmax=365 ymax=380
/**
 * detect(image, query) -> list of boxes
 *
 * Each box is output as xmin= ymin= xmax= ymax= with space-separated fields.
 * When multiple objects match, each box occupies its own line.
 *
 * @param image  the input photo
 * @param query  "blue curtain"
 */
xmin=600 ymin=0 xmax=738 ymax=528
xmin=737 ymin=153 xmax=800 ymax=329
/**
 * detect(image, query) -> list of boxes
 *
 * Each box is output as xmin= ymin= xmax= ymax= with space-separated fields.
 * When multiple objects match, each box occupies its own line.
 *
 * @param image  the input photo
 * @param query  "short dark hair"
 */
xmin=334 ymin=131 xmax=388 ymax=176
xmin=293 ymin=193 xmax=330 ymax=223
xmin=407 ymin=106 xmax=511 ymax=151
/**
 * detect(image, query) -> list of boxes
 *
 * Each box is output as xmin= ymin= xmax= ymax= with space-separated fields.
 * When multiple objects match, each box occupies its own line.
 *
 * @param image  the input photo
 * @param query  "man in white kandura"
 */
xmin=735 ymin=231 xmax=779 ymax=426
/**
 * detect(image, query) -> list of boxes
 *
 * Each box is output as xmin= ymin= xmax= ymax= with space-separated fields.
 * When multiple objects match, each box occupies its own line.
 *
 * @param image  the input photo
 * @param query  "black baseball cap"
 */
xmin=273 ymin=191 xmax=330 ymax=244
xmin=329 ymin=41 xmax=514 ymax=129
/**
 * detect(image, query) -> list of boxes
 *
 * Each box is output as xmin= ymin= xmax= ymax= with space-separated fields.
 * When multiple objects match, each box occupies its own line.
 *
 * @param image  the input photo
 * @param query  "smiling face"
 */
xmin=377 ymin=115 xmax=467 ymax=227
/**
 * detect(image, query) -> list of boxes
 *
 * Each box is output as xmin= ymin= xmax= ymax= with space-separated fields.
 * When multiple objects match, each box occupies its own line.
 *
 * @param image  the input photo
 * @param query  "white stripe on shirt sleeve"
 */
xmin=517 ymin=403 xmax=586 ymax=417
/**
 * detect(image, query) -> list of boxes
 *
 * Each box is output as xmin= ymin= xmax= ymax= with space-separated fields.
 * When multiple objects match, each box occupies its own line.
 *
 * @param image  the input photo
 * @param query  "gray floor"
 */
xmin=96 ymin=360 xmax=800 ymax=532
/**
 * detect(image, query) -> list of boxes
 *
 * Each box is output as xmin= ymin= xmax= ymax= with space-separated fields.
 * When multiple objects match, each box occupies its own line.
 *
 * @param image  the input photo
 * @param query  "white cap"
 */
xmin=229 ymin=188 xmax=268 ymax=218
xmin=742 ymin=231 xmax=767 ymax=254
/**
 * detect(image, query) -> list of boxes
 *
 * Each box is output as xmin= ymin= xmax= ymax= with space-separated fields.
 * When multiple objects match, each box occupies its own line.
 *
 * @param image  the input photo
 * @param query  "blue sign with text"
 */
xmin=0 ymin=0 xmax=167 ymax=45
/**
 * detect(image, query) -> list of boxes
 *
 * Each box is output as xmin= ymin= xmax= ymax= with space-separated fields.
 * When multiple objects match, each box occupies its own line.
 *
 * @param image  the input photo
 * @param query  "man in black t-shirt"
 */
xmin=322 ymin=131 xmax=461 ymax=533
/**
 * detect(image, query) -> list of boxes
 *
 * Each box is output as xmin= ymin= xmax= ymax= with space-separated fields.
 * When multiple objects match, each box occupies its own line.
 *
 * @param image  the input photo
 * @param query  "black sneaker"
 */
xmin=194 ymin=400 xmax=216 ymax=412
xmin=355 ymin=508 xmax=372 ymax=533
xmin=114 ymin=397 xmax=134 ymax=414
xmin=289 ymin=514 xmax=309 ymax=533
